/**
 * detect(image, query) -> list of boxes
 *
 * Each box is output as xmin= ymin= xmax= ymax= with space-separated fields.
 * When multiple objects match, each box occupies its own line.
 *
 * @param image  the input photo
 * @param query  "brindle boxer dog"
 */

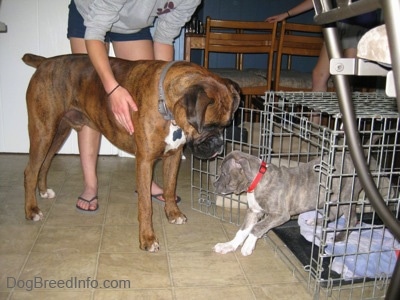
xmin=22 ymin=53 xmax=240 ymax=252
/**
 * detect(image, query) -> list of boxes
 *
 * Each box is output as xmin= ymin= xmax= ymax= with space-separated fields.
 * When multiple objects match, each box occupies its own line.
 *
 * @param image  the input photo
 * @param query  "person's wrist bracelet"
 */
xmin=107 ymin=84 xmax=120 ymax=97
xmin=287 ymin=11 xmax=291 ymax=17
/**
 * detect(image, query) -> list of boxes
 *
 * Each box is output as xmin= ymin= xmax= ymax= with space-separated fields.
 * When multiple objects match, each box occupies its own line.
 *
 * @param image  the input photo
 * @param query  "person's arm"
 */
xmin=85 ymin=39 xmax=137 ymax=134
xmin=153 ymin=0 xmax=201 ymax=52
xmin=265 ymin=0 xmax=314 ymax=23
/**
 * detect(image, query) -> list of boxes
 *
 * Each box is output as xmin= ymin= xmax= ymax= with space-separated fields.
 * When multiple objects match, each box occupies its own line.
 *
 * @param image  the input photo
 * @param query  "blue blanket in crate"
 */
xmin=298 ymin=211 xmax=400 ymax=280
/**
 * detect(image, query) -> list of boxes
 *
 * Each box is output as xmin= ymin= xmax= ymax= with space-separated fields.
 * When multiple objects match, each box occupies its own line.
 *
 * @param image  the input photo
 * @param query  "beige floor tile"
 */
xmin=0 ymin=225 xmax=41 ymax=254
xmin=105 ymin=202 xmax=163 ymax=226
xmin=164 ymin=219 xmax=227 ymax=252
xmin=18 ymin=252 xmax=97 ymax=290
xmin=105 ymin=202 xmax=138 ymax=226
xmin=96 ymin=253 xmax=171 ymax=289
xmin=174 ymin=286 xmax=256 ymax=300
xmin=44 ymin=201 xmax=106 ymax=227
xmin=259 ymin=283 xmax=312 ymax=300
xmin=94 ymin=289 xmax=174 ymax=300
xmin=108 ymin=188 xmax=137 ymax=204
xmin=169 ymin=251 xmax=246 ymax=287
xmin=32 ymin=225 xmax=102 ymax=254
xmin=10 ymin=291 xmax=92 ymax=300
xmin=0 ymin=154 xmax=327 ymax=300
xmin=0 ymin=204 xmax=35 ymax=225
xmin=0 ymin=292 xmax=10 ymax=300
xmin=237 ymin=245 xmax=300 ymax=285
xmin=0 ymin=254 xmax=27 ymax=291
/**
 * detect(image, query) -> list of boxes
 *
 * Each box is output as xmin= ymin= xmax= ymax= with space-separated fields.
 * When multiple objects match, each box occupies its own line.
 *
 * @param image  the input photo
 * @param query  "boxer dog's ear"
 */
xmin=226 ymin=79 xmax=241 ymax=115
xmin=183 ymin=84 xmax=214 ymax=133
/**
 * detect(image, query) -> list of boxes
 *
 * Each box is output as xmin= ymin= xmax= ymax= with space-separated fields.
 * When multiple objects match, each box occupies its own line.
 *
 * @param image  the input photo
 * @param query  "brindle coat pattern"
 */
xmin=23 ymin=54 xmax=240 ymax=252
xmin=213 ymin=150 xmax=361 ymax=256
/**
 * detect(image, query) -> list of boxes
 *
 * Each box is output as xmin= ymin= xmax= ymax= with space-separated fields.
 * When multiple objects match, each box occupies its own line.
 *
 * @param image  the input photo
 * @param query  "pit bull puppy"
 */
xmin=213 ymin=150 xmax=361 ymax=256
xmin=22 ymin=53 xmax=240 ymax=252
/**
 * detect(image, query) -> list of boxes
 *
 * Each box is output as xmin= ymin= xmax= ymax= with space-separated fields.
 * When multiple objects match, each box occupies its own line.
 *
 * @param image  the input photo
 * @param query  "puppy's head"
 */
xmin=214 ymin=151 xmax=254 ymax=194
xmin=174 ymin=77 xmax=240 ymax=159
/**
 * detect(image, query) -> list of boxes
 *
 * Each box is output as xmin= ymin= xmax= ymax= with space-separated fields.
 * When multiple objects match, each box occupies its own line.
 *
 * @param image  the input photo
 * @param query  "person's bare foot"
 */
xmin=76 ymin=188 xmax=98 ymax=213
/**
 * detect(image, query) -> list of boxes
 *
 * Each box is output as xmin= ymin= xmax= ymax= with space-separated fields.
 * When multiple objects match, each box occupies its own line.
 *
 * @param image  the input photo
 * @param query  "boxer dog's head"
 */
xmin=173 ymin=77 xmax=241 ymax=159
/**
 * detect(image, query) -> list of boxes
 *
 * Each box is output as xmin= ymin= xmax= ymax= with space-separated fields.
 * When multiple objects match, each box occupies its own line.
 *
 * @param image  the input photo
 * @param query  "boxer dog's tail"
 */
xmin=22 ymin=53 xmax=46 ymax=69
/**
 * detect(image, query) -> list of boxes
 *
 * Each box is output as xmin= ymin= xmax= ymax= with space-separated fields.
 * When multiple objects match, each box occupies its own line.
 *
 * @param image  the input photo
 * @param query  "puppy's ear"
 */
xmin=183 ymin=85 xmax=214 ymax=133
xmin=236 ymin=157 xmax=256 ymax=183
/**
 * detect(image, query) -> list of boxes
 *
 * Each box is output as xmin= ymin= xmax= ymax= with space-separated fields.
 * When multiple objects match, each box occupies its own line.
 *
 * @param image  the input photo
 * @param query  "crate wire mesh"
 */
xmin=191 ymin=106 xmax=269 ymax=225
xmin=191 ymin=91 xmax=400 ymax=299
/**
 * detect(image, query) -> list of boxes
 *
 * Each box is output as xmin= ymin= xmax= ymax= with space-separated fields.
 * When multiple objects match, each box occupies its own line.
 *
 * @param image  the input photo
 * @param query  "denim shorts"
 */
xmin=67 ymin=0 xmax=152 ymax=42
xmin=337 ymin=21 xmax=369 ymax=50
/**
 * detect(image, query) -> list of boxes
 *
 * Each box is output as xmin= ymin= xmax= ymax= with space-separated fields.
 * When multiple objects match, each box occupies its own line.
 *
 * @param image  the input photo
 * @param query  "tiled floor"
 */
xmin=0 ymin=152 xmax=312 ymax=300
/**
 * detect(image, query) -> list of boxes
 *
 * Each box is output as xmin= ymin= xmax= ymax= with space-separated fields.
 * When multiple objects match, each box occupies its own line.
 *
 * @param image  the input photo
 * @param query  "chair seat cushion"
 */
xmin=209 ymin=68 xmax=268 ymax=87
xmin=277 ymin=70 xmax=334 ymax=90
xmin=358 ymin=24 xmax=391 ymax=67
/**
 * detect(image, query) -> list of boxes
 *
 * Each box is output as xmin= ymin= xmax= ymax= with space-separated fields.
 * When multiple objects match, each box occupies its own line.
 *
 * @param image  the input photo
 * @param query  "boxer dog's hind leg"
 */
xmin=136 ymin=155 xmax=159 ymax=252
xmin=24 ymin=111 xmax=63 ymax=221
xmin=37 ymin=117 xmax=73 ymax=199
xmin=162 ymin=150 xmax=187 ymax=224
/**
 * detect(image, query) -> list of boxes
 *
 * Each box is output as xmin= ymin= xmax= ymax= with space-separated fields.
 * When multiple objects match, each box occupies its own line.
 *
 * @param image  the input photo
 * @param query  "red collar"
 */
xmin=247 ymin=161 xmax=267 ymax=193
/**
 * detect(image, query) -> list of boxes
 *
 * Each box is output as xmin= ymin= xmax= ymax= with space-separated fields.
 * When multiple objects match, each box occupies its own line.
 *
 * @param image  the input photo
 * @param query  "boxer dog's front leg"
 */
xmin=162 ymin=150 xmax=187 ymax=224
xmin=136 ymin=156 xmax=159 ymax=252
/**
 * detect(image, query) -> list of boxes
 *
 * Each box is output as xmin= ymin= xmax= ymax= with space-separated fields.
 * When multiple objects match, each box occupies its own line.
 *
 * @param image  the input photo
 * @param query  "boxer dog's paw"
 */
xmin=240 ymin=234 xmax=258 ymax=256
xmin=169 ymin=215 xmax=187 ymax=225
xmin=32 ymin=211 xmax=44 ymax=221
xmin=146 ymin=241 xmax=160 ymax=252
xmin=165 ymin=209 xmax=187 ymax=225
xmin=40 ymin=188 xmax=55 ymax=199
xmin=26 ymin=207 xmax=43 ymax=222
xmin=140 ymin=239 xmax=160 ymax=252
xmin=213 ymin=242 xmax=237 ymax=254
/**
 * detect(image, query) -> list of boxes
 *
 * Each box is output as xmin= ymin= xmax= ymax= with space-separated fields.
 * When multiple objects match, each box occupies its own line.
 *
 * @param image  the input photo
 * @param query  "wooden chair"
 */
xmin=274 ymin=20 xmax=334 ymax=91
xmin=204 ymin=17 xmax=278 ymax=108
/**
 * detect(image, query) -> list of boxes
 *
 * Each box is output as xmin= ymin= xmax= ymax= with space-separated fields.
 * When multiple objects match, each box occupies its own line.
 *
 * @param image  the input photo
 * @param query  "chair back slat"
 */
xmin=204 ymin=16 xmax=278 ymax=95
xmin=274 ymin=20 xmax=327 ymax=91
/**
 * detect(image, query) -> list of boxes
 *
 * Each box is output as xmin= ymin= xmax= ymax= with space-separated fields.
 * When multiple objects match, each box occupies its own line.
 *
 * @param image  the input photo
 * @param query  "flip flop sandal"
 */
xmin=75 ymin=195 xmax=99 ymax=214
xmin=151 ymin=194 xmax=181 ymax=205
xmin=134 ymin=191 xmax=182 ymax=204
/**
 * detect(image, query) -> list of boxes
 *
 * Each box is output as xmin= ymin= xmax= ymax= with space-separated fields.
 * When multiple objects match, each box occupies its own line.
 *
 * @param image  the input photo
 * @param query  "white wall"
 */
xmin=0 ymin=0 xmax=184 ymax=154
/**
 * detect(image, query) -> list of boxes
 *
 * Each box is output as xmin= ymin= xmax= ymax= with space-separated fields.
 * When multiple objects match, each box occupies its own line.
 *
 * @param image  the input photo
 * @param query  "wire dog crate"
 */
xmin=191 ymin=91 xmax=400 ymax=299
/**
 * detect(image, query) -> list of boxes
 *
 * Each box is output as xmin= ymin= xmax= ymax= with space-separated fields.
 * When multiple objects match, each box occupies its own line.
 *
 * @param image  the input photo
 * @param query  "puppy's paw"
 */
xmin=240 ymin=234 xmax=258 ymax=256
xmin=40 ymin=188 xmax=55 ymax=199
xmin=213 ymin=242 xmax=237 ymax=254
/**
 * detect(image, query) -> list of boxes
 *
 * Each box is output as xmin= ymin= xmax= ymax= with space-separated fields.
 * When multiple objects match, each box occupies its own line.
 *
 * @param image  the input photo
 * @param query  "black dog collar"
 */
xmin=158 ymin=61 xmax=179 ymax=120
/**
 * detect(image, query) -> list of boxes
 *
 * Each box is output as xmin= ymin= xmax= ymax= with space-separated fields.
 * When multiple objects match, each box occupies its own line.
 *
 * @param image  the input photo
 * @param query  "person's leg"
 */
xmin=312 ymin=44 xmax=331 ymax=92
xmin=70 ymin=37 xmax=102 ymax=211
xmin=112 ymin=38 xmax=176 ymax=199
xmin=343 ymin=47 xmax=357 ymax=58
xmin=68 ymin=0 xmax=104 ymax=211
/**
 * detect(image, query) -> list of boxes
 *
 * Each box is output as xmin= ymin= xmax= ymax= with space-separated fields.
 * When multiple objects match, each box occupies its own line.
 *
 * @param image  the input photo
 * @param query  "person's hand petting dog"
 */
xmin=108 ymin=84 xmax=137 ymax=135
